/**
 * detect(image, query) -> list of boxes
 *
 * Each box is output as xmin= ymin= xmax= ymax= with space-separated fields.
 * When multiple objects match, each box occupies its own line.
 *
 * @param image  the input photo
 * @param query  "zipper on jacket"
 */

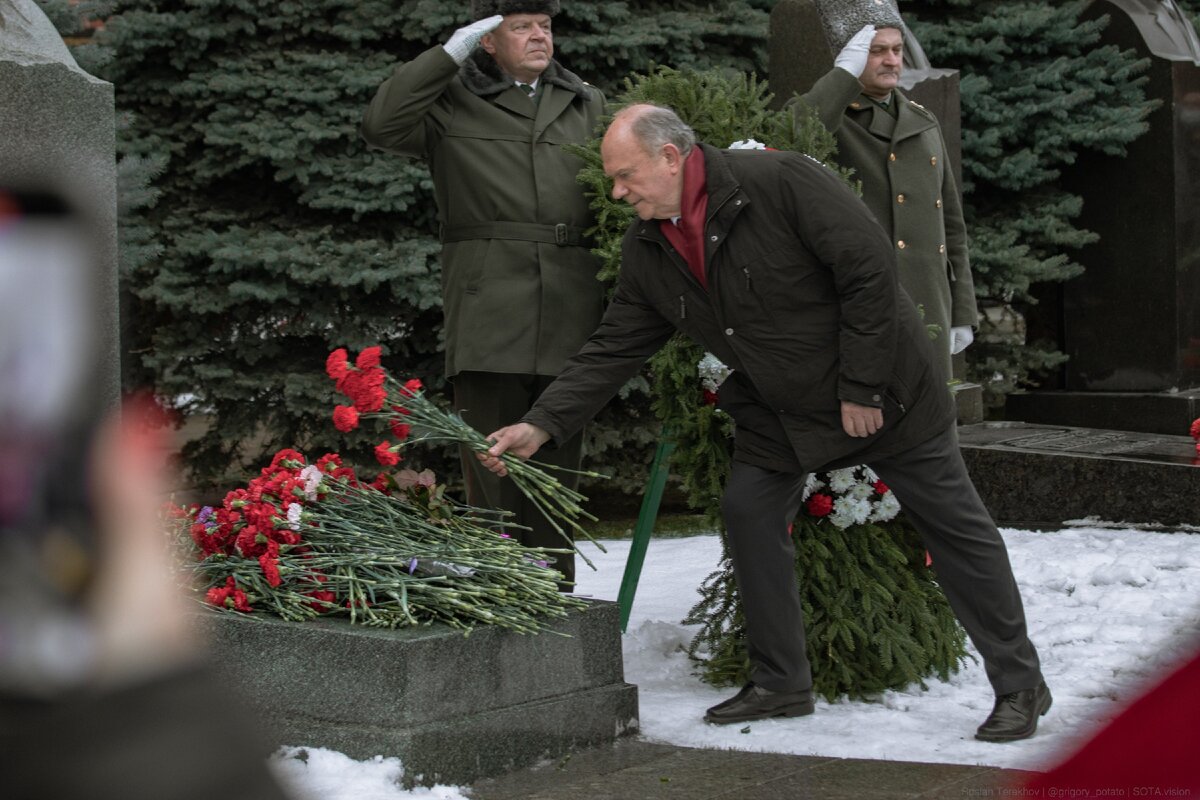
xmin=885 ymin=389 xmax=907 ymax=414
xmin=743 ymin=267 xmax=751 ymax=291
xmin=679 ymin=296 xmax=687 ymax=319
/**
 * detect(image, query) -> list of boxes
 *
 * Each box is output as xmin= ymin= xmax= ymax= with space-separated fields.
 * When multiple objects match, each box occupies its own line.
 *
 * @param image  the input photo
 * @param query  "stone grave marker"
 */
xmin=0 ymin=0 xmax=120 ymax=404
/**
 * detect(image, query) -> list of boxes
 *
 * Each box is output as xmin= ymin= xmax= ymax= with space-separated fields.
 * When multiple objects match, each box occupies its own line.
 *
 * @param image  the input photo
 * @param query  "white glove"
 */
xmin=835 ymin=24 xmax=876 ymax=78
xmin=443 ymin=14 xmax=504 ymax=65
xmin=950 ymin=326 xmax=974 ymax=355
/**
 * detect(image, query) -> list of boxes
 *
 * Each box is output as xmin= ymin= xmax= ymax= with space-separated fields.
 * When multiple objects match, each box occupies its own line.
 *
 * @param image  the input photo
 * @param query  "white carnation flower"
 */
xmin=728 ymin=138 xmax=767 ymax=150
xmin=299 ymin=464 xmax=323 ymax=500
xmin=286 ymin=502 xmax=303 ymax=531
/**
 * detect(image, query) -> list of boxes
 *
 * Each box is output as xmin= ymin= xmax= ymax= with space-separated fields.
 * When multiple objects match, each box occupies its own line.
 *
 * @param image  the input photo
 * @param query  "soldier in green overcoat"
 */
xmin=792 ymin=23 xmax=978 ymax=381
xmin=360 ymin=0 xmax=605 ymax=586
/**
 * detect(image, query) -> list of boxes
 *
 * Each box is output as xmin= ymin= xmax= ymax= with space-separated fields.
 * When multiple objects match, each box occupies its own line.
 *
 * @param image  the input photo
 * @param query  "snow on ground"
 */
xmin=270 ymin=525 xmax=1200 ymax=798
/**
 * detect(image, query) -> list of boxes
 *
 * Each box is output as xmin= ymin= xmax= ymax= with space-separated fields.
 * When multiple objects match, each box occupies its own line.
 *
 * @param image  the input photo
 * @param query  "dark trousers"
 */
xmin=454 ymin=371 xmax=585 ymax=587
xmin=722 ymin=425 xmax=1043 ymax=697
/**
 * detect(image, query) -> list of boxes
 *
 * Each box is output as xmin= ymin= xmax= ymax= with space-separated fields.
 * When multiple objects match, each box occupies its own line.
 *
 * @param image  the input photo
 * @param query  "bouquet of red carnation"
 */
xmin=1190 ymin=417 xmax=1200 ymax=455
xmin=326 ymin=346 xmax=607 ymax=567
xmin=170 ymin=447 xmax=585 ymax=633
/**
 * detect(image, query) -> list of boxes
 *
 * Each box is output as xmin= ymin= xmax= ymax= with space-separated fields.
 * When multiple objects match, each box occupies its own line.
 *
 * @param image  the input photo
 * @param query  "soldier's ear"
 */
xmin=480 ymin=32 xmax=497 ymax=55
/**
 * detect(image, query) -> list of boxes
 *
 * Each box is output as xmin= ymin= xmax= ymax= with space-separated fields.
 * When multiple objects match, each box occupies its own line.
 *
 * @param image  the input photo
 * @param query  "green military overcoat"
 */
xmin=361 ymin=46 xmax=606 ymax=378
xmin=795 ymin=68 xmax=977 ymax=376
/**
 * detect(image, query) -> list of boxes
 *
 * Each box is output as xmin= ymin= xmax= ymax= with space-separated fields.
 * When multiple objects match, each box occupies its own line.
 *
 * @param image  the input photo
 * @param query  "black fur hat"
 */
xmin=471 ymin=0 xmax=560 ymax=20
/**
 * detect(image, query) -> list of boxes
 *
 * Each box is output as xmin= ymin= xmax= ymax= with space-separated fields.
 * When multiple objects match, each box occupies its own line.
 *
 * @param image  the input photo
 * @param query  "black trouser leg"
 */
xmin=869 ymin=426 xmax=1043 ymax=695
xmin=720 ymin=461 xmax=811 ymax=692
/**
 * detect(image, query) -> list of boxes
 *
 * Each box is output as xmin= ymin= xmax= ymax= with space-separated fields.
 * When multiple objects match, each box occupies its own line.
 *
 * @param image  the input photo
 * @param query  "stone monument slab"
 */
xmin=959 ymin=421 xmax=1200 ymax=527
xmin=195 ymin=599 xmax=639 ymax=787
xmin=0 ymin=0 xmax=119 ymax=403
xmin=1049 ymin=0 xmax=1200 ymax=393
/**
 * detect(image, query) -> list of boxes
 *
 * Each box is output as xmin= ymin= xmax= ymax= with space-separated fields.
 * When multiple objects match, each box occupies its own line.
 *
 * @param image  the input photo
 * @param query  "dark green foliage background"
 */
xmin=45 ymin=0 xmax=1180 ymax=492
xmin=87 ymin=0 xmax=775 ymax=496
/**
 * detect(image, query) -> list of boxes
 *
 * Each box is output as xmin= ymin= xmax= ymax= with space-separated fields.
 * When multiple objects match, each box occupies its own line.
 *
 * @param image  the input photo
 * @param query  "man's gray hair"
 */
xmin=626 ymin=105 xmax=697 ymax=157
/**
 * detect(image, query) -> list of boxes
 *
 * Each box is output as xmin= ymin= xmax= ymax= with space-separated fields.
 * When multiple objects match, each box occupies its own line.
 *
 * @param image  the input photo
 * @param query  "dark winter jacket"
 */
xmin=360 ymin=45 xmax=606 ymax=378
xmin=523 ymin=143 xmax=953 ymax=474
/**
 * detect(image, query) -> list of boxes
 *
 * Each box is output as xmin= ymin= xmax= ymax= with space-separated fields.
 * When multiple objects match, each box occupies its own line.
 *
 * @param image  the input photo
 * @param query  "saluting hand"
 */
xmin=443 ymin=14 xmax=504 ymax=65
xmin=835 ymin=24 xmax=876 ymax=79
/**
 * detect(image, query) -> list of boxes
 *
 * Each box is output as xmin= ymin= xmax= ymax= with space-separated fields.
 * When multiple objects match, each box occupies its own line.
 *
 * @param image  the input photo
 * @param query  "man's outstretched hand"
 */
xmin=478 ymin=422 xmax=551 ymax=477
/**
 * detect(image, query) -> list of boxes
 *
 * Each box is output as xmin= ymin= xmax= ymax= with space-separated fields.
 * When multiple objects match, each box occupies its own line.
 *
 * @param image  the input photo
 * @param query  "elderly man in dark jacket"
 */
xmin=360 ymin=1 xmax=605 ymax=586
xmin=481 ymin=104 xmax=1051 ymax=742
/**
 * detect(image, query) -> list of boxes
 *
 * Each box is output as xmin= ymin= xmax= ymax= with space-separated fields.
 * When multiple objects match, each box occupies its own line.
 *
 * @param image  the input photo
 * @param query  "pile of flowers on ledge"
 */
xmin=167 ymin=346 xmax=607 ymax=635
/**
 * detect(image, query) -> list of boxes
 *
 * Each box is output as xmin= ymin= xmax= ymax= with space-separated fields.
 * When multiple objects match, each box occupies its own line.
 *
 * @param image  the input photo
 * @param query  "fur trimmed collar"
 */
xmin=460 ymin=50 xmax=593 ymax=99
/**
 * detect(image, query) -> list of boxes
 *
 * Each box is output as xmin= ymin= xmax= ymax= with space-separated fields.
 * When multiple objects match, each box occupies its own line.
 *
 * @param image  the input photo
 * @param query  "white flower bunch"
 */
xmin=697 ymin=352 xmax=733 ymax=393
xmin=802 ymin=465 xmax=901 ymax=530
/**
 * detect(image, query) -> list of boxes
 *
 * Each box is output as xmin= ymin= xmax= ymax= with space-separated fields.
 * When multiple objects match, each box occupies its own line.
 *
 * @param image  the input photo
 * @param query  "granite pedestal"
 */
xmin=959 ymin=421 xmax=1200 ymax=528
xmin=195 ymin=599 xmax=638 ymax=787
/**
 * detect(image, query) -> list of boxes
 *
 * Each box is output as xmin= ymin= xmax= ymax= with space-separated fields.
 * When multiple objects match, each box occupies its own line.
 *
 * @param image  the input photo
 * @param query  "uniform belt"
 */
xmin=440 ymin=222 xmax=592 ymax=247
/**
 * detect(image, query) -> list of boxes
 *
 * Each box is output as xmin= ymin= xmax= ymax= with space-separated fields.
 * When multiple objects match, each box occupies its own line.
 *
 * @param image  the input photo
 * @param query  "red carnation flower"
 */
xmin=307 ymin=590 xmax=337 ymax=612
xmin=375 ymin=441 xmax=401 ymax=467
xmin=401 ymin=378 xmax=423 ymax=397
xmin=332 ymin=404 xmax=359 ymax=432
xmin=259 ymin=548 xmax=282 ymax=588
xmin=702 ymin=389 xmax=719 ymax=405
xmin=873 ymin=480 xmax=890 ymax=496
xmin=316 ymin=453 xmax=342 ymax=472
xmin=390 ymin=421 xmax=412 ymax=441
xmin=331 ymin=466 xmax=359 ymax=485
xmin=268 ymin=448 xmax=306 ymax=472
xmin=355 ymin=346 xmax=382 ymax=370
xmin=207 ymin=577 xmax=252 ymax=613
xmin=806 ymin=493 xmax=833 ymax=517
xmin=1190 ymin=417 xmax=1200 ymax=441
xmin=326 ymin=348 xmax=350 ymax=380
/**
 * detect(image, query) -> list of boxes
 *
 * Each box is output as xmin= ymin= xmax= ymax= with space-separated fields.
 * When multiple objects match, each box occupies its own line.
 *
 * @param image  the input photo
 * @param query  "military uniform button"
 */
xmin=725 ymin=328 xmax=734 ymax=336
xmin=889 ymin=153 xmax=897 ymax=162
xmin=897 ymin=240 xmax=906 ymax=249
xmin=872 ymin=394 xmax=881 ymax=402
xmin=930 ymin=155 xmax=938 ymax=166
xmin=710 ymin=235 xmax=719 ymax=242
xmin=935 ymin=199 xmax=943 ymax=208
xmin=897 ymin=194 xmax=905 ymax=204
xmin=939 ymin=244 xmax=946 ymax=253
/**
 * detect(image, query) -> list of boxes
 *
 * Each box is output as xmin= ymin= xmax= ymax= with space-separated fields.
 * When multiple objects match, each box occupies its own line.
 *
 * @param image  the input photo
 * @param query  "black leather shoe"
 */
xmin=975 ymin=681 xmax=1052 ymax=742
xmin=704 ymin=683 xmax=815 ymax=725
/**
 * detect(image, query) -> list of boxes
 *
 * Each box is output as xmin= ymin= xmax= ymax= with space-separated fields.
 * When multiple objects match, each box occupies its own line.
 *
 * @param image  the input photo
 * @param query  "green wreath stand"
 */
xmin=577 ymin=67 xmax=968 ymax=701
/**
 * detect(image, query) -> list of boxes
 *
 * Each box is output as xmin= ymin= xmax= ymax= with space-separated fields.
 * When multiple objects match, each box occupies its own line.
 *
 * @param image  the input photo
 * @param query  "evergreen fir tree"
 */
xmin=95 ymin=0 xmax=778 ymax=495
